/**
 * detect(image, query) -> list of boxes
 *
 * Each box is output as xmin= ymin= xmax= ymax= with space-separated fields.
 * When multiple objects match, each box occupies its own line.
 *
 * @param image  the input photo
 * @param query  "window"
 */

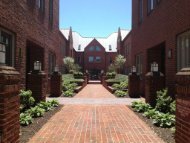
xmin=89 ymin=46 xmax=94 ymax=51
xmin=177 ymin=30 xmax=190 ymax=71
xmin=136 ymin=54 xmax=143 ymax=74
xmin=147 ymin=0 xmax=160 ymax=14
xmin=95 ymin=57 xmax=101 ymax=62
xmin=109 ymin=45 xmax=112 ymax=51
xmin=96 ymin=46 xmax=101 ymax=51
xmin=0 ymin=28 xmax=15 ymax=66
xmin=49 ymin=0 xmax=53 ymax=26
xmin=37 ymin=0 xmax=45 ymax=13
xmin=78 ymin=45 xmax=81 ymax=50
xmin=48 ymin=52 xmax=56 ymax=74
xmin=88 ymin=56 xmax=94 ymax=62
xmin=139 ymin=0 xmax=143 ymax=22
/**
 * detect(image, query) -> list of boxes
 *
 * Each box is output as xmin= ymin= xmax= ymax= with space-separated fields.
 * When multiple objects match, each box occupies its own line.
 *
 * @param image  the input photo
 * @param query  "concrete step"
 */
xmin=88 ymin=80 xmax=101 ymax=84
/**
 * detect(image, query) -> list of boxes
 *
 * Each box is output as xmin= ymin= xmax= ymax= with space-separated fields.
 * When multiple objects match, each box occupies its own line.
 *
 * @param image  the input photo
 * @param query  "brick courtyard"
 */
xmin=28 ymin=84 xmax=164 ymax=143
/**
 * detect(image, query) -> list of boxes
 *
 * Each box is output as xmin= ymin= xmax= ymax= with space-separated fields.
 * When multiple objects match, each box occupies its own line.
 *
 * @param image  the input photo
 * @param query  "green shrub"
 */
xmin=20 ymin=113 xmax=33 ymax=126
xmin=26 ymin=106 xmax=45 ymax=118
xmin=106 ymin=74 xmax=128 ymax=83
xmin=63 ymin=82 xmax=77 ymax=91
xmin=155 ymin=89 xmax=173 ymax=113
xmin=19 ymin=90 xmax=35 ymax=111
xmin=131 ymin=101 xmax=152 ymax=113
xmin=74 ymin=72 xmax=83 ymax=79
xmin=37 ymin=101 xmax=52 ymax=112
xmin=143 ymin=109 xmax=160 ymax=119
xmin=170 ymin=101 xmax=176 ymax=114
xmin=112 ymin=83 xmax=120 ymax=89
xmin=48 ymin=100 xmax=59 ymax=107
xmin=114 ymin=90 xmax=127 ymax=97
xmin=63 ymin=89 xmax=74 ymax=97
xmin=106 ymin=72 xmax=116 ymax=79
xmin=152 ymin=112 xmax=175 ymax=128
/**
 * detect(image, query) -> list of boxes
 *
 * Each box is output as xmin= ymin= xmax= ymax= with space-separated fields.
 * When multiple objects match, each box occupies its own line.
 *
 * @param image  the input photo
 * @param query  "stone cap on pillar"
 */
xmin=145 ymin=72 xmax=164 ymax=77
xmin=176 ymin=68 xmax=190 ymax=85
xmin=0 ymin=66 xmax=20 ymax=84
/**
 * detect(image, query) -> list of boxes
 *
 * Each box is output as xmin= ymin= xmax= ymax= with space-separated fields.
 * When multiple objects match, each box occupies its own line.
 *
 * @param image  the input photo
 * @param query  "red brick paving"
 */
xmin=75 ymin=84 xmax=115 ymax=98
xmin=28 ymin=85 xmax=164 ymax=143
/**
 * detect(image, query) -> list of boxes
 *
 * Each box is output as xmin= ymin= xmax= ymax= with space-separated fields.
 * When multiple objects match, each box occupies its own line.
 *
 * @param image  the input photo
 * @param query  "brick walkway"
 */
xmin=28 ymin=84 xmax=164 ymax=143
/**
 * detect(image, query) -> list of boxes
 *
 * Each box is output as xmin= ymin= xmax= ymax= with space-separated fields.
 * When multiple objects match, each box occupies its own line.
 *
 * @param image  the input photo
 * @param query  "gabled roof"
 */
xmin=60 ymin=29 xmax=129 ymax=52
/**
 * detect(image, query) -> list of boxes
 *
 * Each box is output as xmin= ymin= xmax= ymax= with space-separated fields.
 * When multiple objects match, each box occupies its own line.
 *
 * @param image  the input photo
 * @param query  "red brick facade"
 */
xmin=0 ymin=0 xmax=67 ymax=87
xmin=130 ymin=0 xmax=190 ymax=96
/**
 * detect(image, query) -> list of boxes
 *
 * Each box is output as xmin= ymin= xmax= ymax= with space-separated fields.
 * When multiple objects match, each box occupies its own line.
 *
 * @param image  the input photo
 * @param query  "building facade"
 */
xmin=61 ymin=28 xmax=129 ymax=79
xmin=0 ymin=0 xmax=67 ymax=87
xmin=131 ymin=0 xmax=190 ymax=96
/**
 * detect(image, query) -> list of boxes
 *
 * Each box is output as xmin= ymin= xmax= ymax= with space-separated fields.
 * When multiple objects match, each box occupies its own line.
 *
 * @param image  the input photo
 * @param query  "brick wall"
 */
xmin=132 ymin=0 xmax=190 ymax=96
xmin=84 ymin=39 xmax=106 ymax=71
xmin=0 ymin=0 xmax=67 ymax=87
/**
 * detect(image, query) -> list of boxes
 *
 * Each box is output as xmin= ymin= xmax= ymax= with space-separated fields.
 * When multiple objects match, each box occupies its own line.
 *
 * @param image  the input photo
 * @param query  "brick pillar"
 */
xmin=27 ymin=71 xmax=47 ymax=103
xmin=145 ymin=72 xmax=165 ymax=107
xmin=50 ymin=72 xmax=62 ymax=97
xmin=175 ymin=68 xmax=190 ymax=143
xmin=128 ymin=73 xmax=140 ymax=98
xmin=0 ymin=66 xmax=20 ymax=143
xmin=83 ymin=76 xmax=87 ymax=87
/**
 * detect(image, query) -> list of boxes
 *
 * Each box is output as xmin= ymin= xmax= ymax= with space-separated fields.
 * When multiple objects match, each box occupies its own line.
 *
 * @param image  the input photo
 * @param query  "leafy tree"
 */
xmin=63 ymin=57 xmax=74 ymax=73
xmin=107 ymin=64 xmax=116 ymax=72
xmin=114 ymin=54 xmax=126 ymax=73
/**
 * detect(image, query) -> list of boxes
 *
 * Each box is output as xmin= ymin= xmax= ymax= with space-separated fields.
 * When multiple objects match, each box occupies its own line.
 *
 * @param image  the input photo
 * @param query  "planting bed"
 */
xmin=128 ymin=106 xmax=175 ymax=143
xmin=20 ymin=105 xmax=63 ymax=143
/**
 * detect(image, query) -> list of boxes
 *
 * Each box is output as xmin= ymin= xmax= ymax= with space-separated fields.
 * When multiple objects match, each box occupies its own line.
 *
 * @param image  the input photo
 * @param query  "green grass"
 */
xmin=62 ymin=74 xmax=84 ymax=83
xmin=106 ymin=74 xmax=128 ymax=83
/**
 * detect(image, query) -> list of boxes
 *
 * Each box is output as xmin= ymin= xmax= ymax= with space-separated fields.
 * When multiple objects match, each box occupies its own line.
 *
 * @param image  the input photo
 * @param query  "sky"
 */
xmin=59 ymin=0 xmax=131 ymax=38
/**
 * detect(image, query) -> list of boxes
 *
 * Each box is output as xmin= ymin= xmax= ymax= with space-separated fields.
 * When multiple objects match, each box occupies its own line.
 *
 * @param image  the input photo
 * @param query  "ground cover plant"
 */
xmin=62 ymin=74 xmax=84 ymax=97
xmin=19 ymin=90 xmax=59 ymax=126
xmin=131 ymin=89 xmax=176 ymax=128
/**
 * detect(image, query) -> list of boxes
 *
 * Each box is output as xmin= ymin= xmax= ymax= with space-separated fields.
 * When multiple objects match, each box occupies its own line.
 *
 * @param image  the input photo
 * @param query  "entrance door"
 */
xmin=89 ymin=69 xmax=101 ymax=80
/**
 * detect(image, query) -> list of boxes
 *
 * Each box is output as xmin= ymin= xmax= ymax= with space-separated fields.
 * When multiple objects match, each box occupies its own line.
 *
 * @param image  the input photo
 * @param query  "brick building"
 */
xmin=129 ymin=0 xmax=190 ymax=96
xmin=61 ymin=28 xmax=129 ymax=79
xmin=0 ymin=0 xmax=67 ymax=87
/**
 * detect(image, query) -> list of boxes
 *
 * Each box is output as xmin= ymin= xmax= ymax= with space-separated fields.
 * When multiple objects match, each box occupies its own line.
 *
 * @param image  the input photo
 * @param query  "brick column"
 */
xmin=128 ymin=73 xmax=140 ymax=98
xmin=0 ymin=66 xmax=20 ymax=143
xmin=50 ymin=72 xmax=62 ymax=97
xmin=175 ymin=68 xmax=190 ymax=143
xmin=83 ymin=76 xmax=87 ymax=87
xmin=145 ymin=72 xmax=165 ymax=107
xmin=27 ymin=71 xmax=47 ymax=103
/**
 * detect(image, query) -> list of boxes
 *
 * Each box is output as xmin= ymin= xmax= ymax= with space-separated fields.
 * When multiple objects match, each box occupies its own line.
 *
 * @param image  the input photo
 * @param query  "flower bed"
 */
xmin=130 ymin=89 xmax=176 ymax=143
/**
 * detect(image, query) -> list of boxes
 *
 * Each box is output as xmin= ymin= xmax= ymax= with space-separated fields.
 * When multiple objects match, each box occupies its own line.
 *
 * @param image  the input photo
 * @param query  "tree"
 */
xmin=114 ymin=54 xmax=126 ymax=73
xmin=63 ymin=57 xmax=74 ymax=73
xmin=108 ymin=64 xmax=116 ymax=72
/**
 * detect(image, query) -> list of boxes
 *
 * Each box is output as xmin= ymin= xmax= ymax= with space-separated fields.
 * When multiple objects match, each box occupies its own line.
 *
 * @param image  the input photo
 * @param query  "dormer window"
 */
xmin=78 ymin=44 xmax=81 ymax=50
xmin=109 ymin=45 xmax=112 ymax=51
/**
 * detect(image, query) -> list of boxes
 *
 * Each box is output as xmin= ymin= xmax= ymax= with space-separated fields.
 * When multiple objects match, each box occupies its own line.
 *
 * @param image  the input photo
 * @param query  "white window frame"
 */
xmin=0 ymin=27 xmax=15 ymax=66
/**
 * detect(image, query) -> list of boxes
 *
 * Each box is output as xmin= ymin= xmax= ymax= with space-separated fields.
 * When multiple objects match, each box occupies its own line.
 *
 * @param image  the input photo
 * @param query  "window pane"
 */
xmin=89 ymin=46 xmax=94 ymax=51
xmin=96 ymin=46 xmax=101 ymax=51
xmin=1 ymin=31 xmax=13 ymax=66
xmin=177 ymin=31 xmax=190 ymax=71
xmin=96 ymin=57 xmax=101 ymax=62
xmin=88 ymin=56 xmax=94 ymax=62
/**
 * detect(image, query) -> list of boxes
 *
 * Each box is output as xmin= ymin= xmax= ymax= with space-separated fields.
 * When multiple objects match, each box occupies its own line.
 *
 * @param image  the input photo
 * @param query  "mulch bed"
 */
xmin=20 ymin=105 xmax=63 ymax=143
xmin=128 ymin=106 xmax=175 ymax=143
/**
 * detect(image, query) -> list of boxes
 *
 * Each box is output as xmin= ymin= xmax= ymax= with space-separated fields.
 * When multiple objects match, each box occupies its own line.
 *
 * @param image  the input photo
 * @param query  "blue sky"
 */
xmin=59 ymin=0 xmax=131 ymax=37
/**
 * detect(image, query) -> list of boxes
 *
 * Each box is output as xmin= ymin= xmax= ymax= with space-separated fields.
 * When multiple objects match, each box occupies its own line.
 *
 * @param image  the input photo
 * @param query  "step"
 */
xmin=88 ymin=80 xmax=101 ymax=84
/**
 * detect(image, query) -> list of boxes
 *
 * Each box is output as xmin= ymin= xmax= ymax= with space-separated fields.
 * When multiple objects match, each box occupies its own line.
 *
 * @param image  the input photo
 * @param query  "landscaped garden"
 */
xmin=102 ymin=55 xmax=129 ymax=97
xmin=130 ymin=89 xmax=176 ymax=143
xmin=19 ymin=90 xmax=61 ymax=143
xmin=62 ymin=57 xmax=87 ymax=97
